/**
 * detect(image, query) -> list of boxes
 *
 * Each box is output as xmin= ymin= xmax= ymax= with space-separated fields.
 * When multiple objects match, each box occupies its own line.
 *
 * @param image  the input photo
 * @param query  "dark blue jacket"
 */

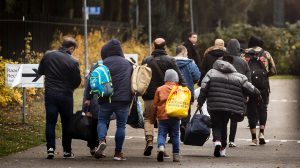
xmin=175 ymin=57 xmax=201 ymax=99
xmin=86 ymin=39 xmax=133 ymax=105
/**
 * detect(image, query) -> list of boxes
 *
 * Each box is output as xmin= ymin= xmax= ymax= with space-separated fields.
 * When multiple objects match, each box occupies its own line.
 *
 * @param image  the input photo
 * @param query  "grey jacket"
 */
xmin=198 ymin=60 xmax=260 ymax=115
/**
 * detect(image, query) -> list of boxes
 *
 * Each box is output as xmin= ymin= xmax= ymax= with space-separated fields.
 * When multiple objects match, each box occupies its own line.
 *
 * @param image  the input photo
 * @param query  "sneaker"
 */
xmin=228 ymin=142 xmax=236 ymax=147
xmin=163 ymin=151 xmax=170 ymax=159
xmin=90 ymin=147 xmax=96 ymax=156
xmin=220 ymin=147 xmax=226 ymax=157
xmin=63 ymin=152 xmax=75 ymax=159
xmin=250 ymin=139 xmax=258 ymax=146
xmin=95 ymin=141 xmax=106 ymax=158
xmin=113 ymin=152 xmax=126 ymax=161
xmin=144 ymin=140 xmax=153 ymax=156
xmin=173 ymin=153 xmax=180 ymax=162
xmin=157 ymin=146 xmax=164 ymax=162
xmin=46 ymin=148 xmax=54 ymax=159
xmin=259 ymin=133 xmax=266 ymax=145
xmin=213 ymin=141 xmax=221 ymax=157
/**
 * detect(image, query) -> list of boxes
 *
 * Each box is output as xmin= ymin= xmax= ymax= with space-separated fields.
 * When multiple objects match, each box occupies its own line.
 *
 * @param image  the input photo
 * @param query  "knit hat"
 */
xmin=101 ymin=39 xmax=124 ymax=60
xmin=164 ymin=69 xmax=179 ymax=83
xmin=215 ymin=39 xmax=225 ymax=47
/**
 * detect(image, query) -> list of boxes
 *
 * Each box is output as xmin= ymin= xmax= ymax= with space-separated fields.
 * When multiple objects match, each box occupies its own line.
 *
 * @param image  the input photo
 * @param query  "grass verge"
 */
xmin=0 ymin=88 xmax=84 ymax=157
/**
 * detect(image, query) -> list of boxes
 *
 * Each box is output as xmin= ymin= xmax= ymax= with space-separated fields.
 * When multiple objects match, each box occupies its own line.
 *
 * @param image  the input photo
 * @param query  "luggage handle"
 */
xmin=193 ymin=107 xmax=203 ymax=117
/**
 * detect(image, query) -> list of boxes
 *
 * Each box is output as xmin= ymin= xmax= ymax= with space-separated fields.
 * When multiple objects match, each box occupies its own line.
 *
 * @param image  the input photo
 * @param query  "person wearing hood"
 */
xmin=200 ymin=39 xmax=227 ymax=82
xmin=85 ymin=39 xmax=133 ymax=161
xmin=141 ymin=38 xmax=186 ymax=157
xmin=174 ymin=45 xmax=201 ymax=141
xmin=183 ymin=32 xmax=201 ymax=70
xmin=241 ymin=36 xmax=277 ymax=146
xmin=225 ymin=39 xmax=251 ymax=147
xmin=197 ymin=54 xmax=261 ymax=157
xmin=38 ymin=37 xmax=81 ymax=159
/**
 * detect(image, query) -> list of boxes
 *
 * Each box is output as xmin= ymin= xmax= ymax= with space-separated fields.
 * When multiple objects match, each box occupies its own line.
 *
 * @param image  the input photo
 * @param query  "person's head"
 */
xmin=248 ymin=36 xmax=264 ymax=48
xmin=222 ymin=53 xmax=234 ymax=64
xmin=175 ymin=45 xmax=188 ymax=57
xmin=101 ymin=39 xmax=124 ymax=60
xmin=214 ymin=39 xmax=225 ymax=47
xmin=226 ymin=39 xmax=240 ymax=56
xmin=164 ymin=69 xmax=179 ymax=83
xmin=153 ymin=38 xmax=166 ymax=50
xmin=62 ymin=36 xmax=77 ymax=54
xmin=188 ymin=32 xmax=198 ymax=44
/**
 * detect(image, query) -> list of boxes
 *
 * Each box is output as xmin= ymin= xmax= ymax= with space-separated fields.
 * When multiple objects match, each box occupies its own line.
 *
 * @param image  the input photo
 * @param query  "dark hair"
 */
xmin=187 ymin=32 xmax=197 ymax=38
xmin=154 ymin=41 xmax=166 ymax=50
xmin=62 ymin=37 xmax=77 ymax=48
xmin=176 ymin=45 xmax=187 ymax=55
xmin=248 ymin=36 xmax=264 ymax=48
xmin=222 ymin=53 xmax=234 ymax=64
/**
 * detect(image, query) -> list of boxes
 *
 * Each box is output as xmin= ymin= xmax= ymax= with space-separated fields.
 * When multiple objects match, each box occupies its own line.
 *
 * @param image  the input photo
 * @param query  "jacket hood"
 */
xmin=175 ymin=57 xmax=193 ymax=68
xmin=204 ymin=46 xmax=226 ymax=56
xmin=213 ymin=60 xmax=237 ymax=73
xmin=248 ymin=36 xmax=264 ymax=48
xmin=151 ymin=49 xmax=167 ymax=56
xmin=101 ymin=39 xmax=124 ymax=60
xmin=227 ymin=39 xmax=240 ymax=56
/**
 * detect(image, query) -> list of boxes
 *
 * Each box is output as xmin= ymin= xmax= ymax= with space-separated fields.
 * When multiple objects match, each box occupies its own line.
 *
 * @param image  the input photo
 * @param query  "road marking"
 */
xmin=280 ymin=140 xmax=287 ymax=142
xmin=270 ymin=99 xmax=298 ymax=103
xmin=297 ymin=141 xmax=300 ymax=144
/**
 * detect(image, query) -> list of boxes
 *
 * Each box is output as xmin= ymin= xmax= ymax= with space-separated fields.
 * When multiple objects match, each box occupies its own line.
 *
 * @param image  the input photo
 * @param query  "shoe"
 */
xmin=220 ymin=147 xmax=226 ymax=157
xmin=90 ymin=147 xmax=96 ymax=156
xmin=173 ymin=153 xmax=180 ymax=162
xmin=95 ymin=141 xmax=106 ymax=158
xmin=144 ymin=139 xmax=153 ymax=156
xmin=213 ymin=141 xmax=221 ymax=157
xmin=46 ymin=148 xmax=54 ymax=159
xmin=167 ymin=138 xmax=172 ymax=144
xmin=259 ymin=133 xmax=266 ymax=145
xmin=228 ymin=142 xmax=236 ymax=147
xmin=63 ymin=152 xmax=75 ymax=159
xmin=113 ymin=152 xmax=126 ymax=161
xmin=163 ymin=151 xmax=170 ymax=159
xmin=157 ymin=146 xmax=164 ymax=162
xmin=250 ymin=139 xmax=258 ymax=146
xmin=180 ymin=126 xmax=185 ymax=142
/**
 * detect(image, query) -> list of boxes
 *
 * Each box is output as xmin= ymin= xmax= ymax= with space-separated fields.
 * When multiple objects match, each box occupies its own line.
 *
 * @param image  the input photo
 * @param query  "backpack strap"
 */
xmin=151 ymin=56 xmax=165 ymax=82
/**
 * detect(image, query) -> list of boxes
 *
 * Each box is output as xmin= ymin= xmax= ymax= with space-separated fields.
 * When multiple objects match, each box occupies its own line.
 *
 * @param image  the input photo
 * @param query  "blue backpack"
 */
xmin=89 ymin=60 xmax=113 ymax=98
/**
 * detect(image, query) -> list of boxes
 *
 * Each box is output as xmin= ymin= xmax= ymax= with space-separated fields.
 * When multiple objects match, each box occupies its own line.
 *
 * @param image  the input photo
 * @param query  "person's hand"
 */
xmin=86 ymin=112 xmax=92 ymax=117
xmin=84 ymin=100 xmax=91 ymax=106
xmin=246 ymin=96 xmax=249 ymax=102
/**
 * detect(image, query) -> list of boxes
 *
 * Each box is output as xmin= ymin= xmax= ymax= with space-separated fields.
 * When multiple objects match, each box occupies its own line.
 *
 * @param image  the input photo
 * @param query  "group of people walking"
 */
xmin=38 ymin=32 xmax=276 ymax=162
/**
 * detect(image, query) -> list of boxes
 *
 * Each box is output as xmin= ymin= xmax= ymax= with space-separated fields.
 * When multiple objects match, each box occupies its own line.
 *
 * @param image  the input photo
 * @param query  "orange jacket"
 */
xmin=150 ymin=82 xmax=179 ymax=123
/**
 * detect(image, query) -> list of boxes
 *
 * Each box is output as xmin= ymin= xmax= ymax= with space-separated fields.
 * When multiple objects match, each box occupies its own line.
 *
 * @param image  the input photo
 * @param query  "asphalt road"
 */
xmin=1 ymin=79 xmax=299 ymax=168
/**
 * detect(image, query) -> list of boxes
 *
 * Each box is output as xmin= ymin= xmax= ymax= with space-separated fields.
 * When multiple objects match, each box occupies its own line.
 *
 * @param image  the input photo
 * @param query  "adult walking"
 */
xmin=242 ymin=36 xmax=277 ymax=146
xmin=142 ymin=38 xmax=186 ymax=157
xmin=183 ymin=32 xmax=201 ymax=70
xmin=38 ymin=37 xmax=81 ymax=159
xmin=174 ymin=45 xmax=201 ymax=141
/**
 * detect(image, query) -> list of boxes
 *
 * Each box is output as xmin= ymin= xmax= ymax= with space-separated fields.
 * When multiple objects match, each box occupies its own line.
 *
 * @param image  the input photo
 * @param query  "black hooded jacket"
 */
xmin=227 ymin=39 xmax=251 ymax=81
xmin=141 ymin=49 xmax=186 ymax=100
xmin=183 ymin=40 xmax=201 ymax=69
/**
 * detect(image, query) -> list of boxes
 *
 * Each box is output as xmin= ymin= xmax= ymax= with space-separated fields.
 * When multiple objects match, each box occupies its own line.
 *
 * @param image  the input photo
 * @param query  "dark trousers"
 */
xmin=229 ymin=119 xmax=237 ymax=142
xmin=180 ymin=106 xmax=192 ymax=128
xmin=247 ymin=90 xmax=269 ymax=129
xmin=45 ymin=92 xmax=73 ymax=152
xmin=209 ymin=111 xmax=230 ymax=148
xmin=87 ymin=118 xmax=99 ymax=149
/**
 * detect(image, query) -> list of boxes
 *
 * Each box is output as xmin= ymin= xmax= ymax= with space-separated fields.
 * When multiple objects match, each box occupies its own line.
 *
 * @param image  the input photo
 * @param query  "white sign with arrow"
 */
xmin=5 ymin=64 xmax=44 ymax=88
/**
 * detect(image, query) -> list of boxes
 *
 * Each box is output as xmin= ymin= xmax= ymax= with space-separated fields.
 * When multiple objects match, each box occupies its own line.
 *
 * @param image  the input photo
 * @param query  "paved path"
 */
xmin=1 ymin=79 xmax=300 ymax=168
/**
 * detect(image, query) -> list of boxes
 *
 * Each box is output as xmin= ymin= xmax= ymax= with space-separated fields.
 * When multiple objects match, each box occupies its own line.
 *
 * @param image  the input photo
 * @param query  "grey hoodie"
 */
xmin=198 ymin=60 xmax=260 ymax=115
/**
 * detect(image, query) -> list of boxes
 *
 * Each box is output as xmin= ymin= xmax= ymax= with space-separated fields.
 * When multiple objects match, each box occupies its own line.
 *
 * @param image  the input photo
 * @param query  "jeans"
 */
xmin=209 ymin=111 xmax=230 ymax=148
xmin=157 ymin=118 xmax=180 ymax=153
xmin=97 ymin=103 xmax=130 ymax=152
xmin=45 ymin=92 xmax=73 ymax=152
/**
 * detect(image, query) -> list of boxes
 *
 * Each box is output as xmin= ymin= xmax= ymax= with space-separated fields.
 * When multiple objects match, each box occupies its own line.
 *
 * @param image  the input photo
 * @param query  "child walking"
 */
xmin=150 ymin=69 xmax=181 ymax=162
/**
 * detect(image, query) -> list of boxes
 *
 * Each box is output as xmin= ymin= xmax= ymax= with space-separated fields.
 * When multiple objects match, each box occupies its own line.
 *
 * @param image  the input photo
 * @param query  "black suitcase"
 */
xmin=184 ymin=108 xmax=211 ymax=146
xmin=69 ymin=110 xmax=93 ymax=141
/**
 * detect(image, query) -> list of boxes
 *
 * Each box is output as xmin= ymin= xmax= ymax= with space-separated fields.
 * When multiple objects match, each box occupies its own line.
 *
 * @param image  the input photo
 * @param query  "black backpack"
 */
xmin=245 ymin=50 xmax=269 ymax=90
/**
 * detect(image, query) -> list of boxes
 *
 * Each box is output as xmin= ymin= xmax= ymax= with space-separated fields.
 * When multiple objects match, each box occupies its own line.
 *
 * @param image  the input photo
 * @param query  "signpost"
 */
xmin=5 ymin=64 xmax=44 ymax=123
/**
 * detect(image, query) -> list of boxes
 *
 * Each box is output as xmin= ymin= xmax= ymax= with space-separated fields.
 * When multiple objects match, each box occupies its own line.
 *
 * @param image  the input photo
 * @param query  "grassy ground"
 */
xmin=0 ymin=88 xmax=84 ymax=157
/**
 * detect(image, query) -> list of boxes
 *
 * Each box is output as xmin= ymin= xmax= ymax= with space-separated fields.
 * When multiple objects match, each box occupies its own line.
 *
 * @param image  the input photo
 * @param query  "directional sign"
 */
xmin=5 ymin=64 xmax=44 ymax=88
xmin=125 ymin=54 xmax=138 ymax=64
xmin=87 ymin=6 xmax=101 ymax=15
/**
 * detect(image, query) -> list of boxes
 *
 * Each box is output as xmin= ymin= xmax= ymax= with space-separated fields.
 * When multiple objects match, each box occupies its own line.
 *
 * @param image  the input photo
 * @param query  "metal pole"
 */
xmin=190 ymin=0 xmax=194 ymax=32
xmin=22 ymin=87 xmax=26 ymax=124
xmin=83 ymin=0 xmax=89 ymax=77
xmin=148 ymin=0 xmax=152 ymax=54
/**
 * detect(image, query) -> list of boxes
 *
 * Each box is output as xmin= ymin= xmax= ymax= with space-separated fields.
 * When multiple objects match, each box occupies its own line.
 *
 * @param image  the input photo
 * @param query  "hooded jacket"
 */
xmin=86 ymin=39 xmax=133 ymax=105
xmin=38 ymin=48 xmax=81 ymax=95
xmin=175 ymin=56 xmax=201 ymax=99
xmin=227 ymin=39 xmax=251 ymax=80
xmin=200 ymin=46 xmax=227 ymax=82
xmin=141 ymin=49 xmax=186 ymax=100
xmin=197 ymin=60 xmax=260 ymax=115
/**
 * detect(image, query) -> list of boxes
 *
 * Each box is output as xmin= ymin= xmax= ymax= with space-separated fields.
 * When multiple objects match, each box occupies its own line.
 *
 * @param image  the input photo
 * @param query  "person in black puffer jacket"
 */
xmin=197 ymin=55 xmax=261 ymax=158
